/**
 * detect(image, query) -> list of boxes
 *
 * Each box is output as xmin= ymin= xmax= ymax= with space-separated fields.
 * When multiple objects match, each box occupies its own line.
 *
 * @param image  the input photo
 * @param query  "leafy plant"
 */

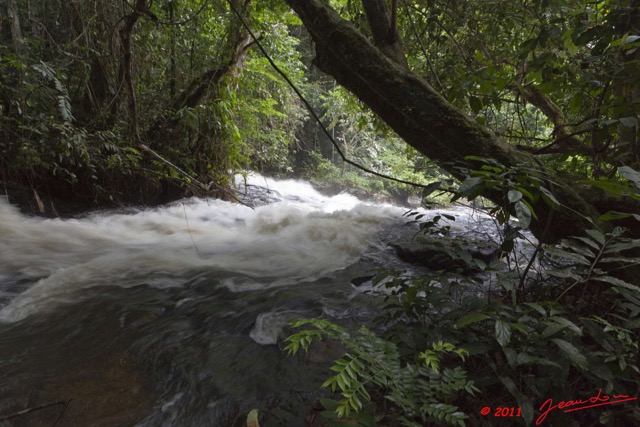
xmin=285 ymin=319 xmax=478 ymax=426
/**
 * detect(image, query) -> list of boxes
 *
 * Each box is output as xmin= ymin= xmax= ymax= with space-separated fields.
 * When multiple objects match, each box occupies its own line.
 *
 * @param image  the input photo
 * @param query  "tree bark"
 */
xmin=361 ymin=0 xmax=408 ymax=68
xmin=283 ymin=0 xmax=640 ymax=242
xmin=119 ymin=0 xmax=147 ymax=143
xmin=7 ymin=0 xmax=23 ymax=51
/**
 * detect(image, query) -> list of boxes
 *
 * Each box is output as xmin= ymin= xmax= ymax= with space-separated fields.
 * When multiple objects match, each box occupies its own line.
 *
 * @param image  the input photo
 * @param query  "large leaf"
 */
xmin=514 ymin=201 xmax=532 ymax=228
xmin=495 ymin=319 xmax=512 ymax=347
xmin=422 ymin=181 xmax=443 ymax=198
xmin=247 ymin=409 xmax=260 ymax=427
xmin=592 ymin=275 xmax=640 ymax=293
xmin=507 ymin=189 xmax=523 ymax=203
xmin=552 ymin=338 xmax=588 ymax=369
xmin=497 ymin=375 xmax=534 ymax=425
xmin=539 ymin=186 xmax=560 ymax=205
xmin=562 ymin=239 xmax=596 ymax=258
xmin=599 ymin=211 xmax=640 ymax=223
xmin=455 ymin=313 xmax=491 ymax=329
xmin=549 ymin=316 xmax=582 ymax=336
xmin=619 ymin=166 xmax=640 ymax=188
xmin=544 ymin=246 xmax=591 ymax=265
xmin=523 ymin=302 xmax=546 ymax=316
xmin=457 ymin=176 xmax=484 ymax=197
xmin=585 ymin=229 xmax=605 ymax=245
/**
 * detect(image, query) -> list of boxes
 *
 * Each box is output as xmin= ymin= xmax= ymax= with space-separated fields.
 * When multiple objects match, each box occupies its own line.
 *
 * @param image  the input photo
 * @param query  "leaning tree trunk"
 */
xmin=145 ymin=28 xmax=254 ymax=145
xmin=283 ymin=0 xmax=640 ymax=242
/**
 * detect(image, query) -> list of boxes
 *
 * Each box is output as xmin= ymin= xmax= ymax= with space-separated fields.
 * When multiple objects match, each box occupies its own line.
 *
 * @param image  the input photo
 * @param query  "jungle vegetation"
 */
xmin=2 ymin=0 xmax=639 ymax=425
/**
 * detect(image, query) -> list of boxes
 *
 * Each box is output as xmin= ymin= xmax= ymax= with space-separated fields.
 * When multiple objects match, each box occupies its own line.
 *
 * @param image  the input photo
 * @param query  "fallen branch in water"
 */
xmin=0 ymin=399 xmax=72 ymax=426
xmin=138 ymin=144 xmax=253 ymax=209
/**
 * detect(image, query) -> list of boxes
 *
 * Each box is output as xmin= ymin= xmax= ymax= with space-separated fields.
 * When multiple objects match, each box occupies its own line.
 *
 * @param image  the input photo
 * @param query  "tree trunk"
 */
xmin=119 ymin=0 xmax=147 ymax=143
xmin=284 ymin=0 xmax=640 ymax=242
xmin=361 ymin=0 xmax=408 ymax=68
xmin=7 ymin=0 xmax=23 ymax=51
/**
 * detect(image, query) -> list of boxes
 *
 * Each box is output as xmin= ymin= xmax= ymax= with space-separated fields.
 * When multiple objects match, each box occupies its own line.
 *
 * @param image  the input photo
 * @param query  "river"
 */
xmin=0 ymin=174 xmax=502 ymax=426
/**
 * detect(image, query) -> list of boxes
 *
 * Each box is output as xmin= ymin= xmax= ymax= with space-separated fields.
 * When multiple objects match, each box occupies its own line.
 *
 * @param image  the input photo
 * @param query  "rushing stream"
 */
xmin=0 ymin=174 xmax=503 ymax=426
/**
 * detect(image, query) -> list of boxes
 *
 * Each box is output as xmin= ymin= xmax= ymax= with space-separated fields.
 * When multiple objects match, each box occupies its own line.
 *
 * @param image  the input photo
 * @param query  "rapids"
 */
xmin=0 ymin=174 xmax=505 ymax=426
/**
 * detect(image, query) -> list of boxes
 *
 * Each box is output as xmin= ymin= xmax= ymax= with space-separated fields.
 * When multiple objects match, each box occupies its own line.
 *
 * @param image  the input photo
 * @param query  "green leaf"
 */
xmin=573 ymin=236 xmax=603 ymax=250
xmin=508 ymin=189 xmax=523 ymax=203
xmin=469 ymin=96 xmax=483 ymax=114
xmin=619 ymin=166 xmax=640 ymax=188
xmin=422 ymin=181 xmax=442 ymax=197
xmin=599 ymin=211 xmax=632 ymax=222
xmin=497 ymin=376 xmax=534 ymax=425
xmin=585 ymin=229 xmax=606 ymax=245
xmin=562 ymin=239 xmax=596 ymax=258
xmin=591 ymin=275 xmax=640 ymax=293
xmin=619 ymin=117 xmax=639 ymax=128
xmin=542 ymin=322 xmax=568 ymax=338
xmin=495 ymin=319 xmax=512 ymax=347
xmin=247 ymin=409 xmax=260 ymax=427
xmin=523 ymin=302 xmax=546 ymax=316
xmin=514 ymin=201 xmax=532 ymax=228
xmin=549 ymin=316 xmax=582 ymax=336
xmin=539 ymin=186 xmax=560 ymax=205
xmin=552 ymin=338 xmax=588 ymax=369
xmin=515 ymin=186 xmax=535 ymax=202
xmin=458 ymin=176 xmax=484 ymax=196
xmin=606 ymin=239 xmax=640 ymax=252
xmin=455 ymin=313 xmax=490 ymax=328
xmin=626 ymin=35 xmax=640 ymax=44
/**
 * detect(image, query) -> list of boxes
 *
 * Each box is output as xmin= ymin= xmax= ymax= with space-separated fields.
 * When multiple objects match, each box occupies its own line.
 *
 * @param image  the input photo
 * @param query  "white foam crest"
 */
xmin=234 ymin=172 xmax=362 ymax=211
xmin=235 ymin=173 xmax=324 ymax=202
xmin=0 ymin=184 xmax=404 ymax=322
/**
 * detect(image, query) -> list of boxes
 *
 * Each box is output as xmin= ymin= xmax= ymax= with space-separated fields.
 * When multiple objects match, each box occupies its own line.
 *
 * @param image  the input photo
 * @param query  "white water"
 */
xmin=0 ymin=173 xmax=405 ymax=322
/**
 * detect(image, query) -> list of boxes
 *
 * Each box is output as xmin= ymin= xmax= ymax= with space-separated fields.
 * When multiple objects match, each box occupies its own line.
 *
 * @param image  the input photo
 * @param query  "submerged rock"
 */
xmin=390 ymin=236 xmax=500 ymax=272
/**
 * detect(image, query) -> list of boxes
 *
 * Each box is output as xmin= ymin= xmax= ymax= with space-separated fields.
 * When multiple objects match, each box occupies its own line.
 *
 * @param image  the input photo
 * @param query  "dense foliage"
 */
xmin=286 ymin=165 xmax=640 ymax=426
xmin=0 ymin=0 xmax=308 ymax=208
xmin=3 ymin=0 xmax=639 ymax=425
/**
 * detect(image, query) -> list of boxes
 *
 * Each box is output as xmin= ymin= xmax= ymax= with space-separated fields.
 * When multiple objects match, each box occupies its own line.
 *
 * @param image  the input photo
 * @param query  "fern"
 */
xmin=32 ymin=61 xmax=74 ymax=123
xmin=285 ymin=319 xmax=477 ymax=426
xmin=543 ymin=227 xmax=640 ymax=302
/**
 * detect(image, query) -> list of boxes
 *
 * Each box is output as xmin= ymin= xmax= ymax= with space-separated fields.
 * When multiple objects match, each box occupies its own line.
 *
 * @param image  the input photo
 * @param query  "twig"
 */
xmin=0 ymin=399 xmax=71 ymax=423
xmin=52 ymin=399 xmax=72 ymax=427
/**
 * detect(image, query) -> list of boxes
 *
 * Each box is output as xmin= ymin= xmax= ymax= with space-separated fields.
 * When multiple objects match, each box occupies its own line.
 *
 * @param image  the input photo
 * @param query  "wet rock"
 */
xmin=233 ymin=184 xmax=283 ymax=207
xmin=350 ymin=275 xmax=376 ymax=287
xmin=390 ymin=236 xmax=499 ymax=272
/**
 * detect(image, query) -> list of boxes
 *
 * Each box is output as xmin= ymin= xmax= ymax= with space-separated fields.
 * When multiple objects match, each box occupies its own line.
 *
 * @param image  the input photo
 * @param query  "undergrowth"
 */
xmin=284 ymin=161 xmax=640 ymax=426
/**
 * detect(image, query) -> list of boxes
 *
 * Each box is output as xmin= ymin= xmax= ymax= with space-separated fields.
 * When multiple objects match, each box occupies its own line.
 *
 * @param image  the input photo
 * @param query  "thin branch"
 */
xmin=138 ymin=144 xmax=254 ymax=209
xmin=0 ymin=400 xmax=71 ymax=423
xmin=52 ymin=399 xmax=71 ymax=427
xmin=532 ymin=129 xmax=592 ymax=154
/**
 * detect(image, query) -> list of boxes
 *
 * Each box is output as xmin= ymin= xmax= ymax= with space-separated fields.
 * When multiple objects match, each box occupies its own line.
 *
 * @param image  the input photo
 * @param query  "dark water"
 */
xmin=0 ymin=174 xmax=513 ymax=426
xmin=0 ymin=175 xmax=411 ymax=426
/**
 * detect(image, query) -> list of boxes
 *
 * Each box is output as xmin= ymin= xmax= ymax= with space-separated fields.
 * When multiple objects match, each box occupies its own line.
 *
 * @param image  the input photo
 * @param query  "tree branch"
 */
xmin=361 ymin=0 xmax=408 ymax=68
